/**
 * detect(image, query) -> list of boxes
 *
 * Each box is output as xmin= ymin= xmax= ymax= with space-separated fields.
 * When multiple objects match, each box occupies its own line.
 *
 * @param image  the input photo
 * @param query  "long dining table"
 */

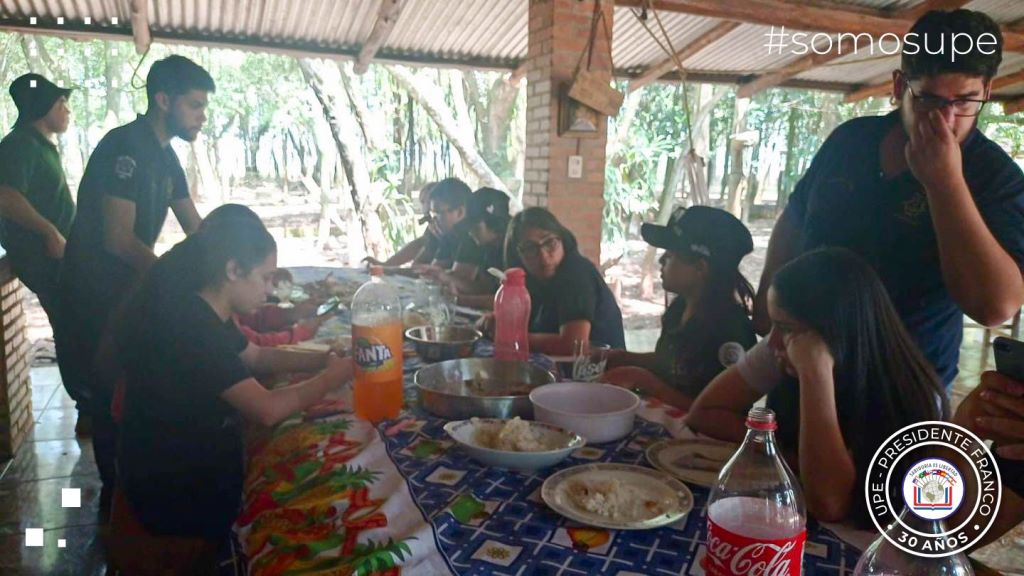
xmin=232 ymin=267 xmax=875 ymax=575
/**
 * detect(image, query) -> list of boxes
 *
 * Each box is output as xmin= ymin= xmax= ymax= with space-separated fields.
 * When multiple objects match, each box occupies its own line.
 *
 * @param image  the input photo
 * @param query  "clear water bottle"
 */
xmin=853 ymin=508 xmax=974 ymax=575
xmin=351 ymin=266 xmax=404 ymax=422
xmin=703 ymin=407 xmax=807 ymax=576
xmin=493 ymin=268 xmax=531 ymax=361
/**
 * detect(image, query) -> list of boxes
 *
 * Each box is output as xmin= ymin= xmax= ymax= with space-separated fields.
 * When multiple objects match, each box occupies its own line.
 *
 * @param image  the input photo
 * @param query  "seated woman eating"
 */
xmin=685 ymin=247 xmax=945 ymax=523
xmin=108 ymin=212 xmax=353 ymax=575
xmin=494 ymin=207 xmax=624 ymax=355
xmin=604 ymin=206 xmax=756 ymax=410
xmin=425 ymin=187 xmax=512 ymax=310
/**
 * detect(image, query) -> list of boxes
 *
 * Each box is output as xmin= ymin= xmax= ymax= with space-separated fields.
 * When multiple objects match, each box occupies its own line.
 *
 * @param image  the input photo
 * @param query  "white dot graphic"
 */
xmin=84 ymin=16 xmax=92 ymax=25
xmin=29 ymin=16 xmax=37 ymax=25
xmin=61 ymin=488 xmax=81 ymax=508
xmin=56 ymin=16 xmax=64 ymax=25
xmin=57 ymin=539 xmax=66 ymax=548
xmin=111 ymin=17 xmax=119 ymax=25
xmin=25 ymin=528 xmax=43 ymax=547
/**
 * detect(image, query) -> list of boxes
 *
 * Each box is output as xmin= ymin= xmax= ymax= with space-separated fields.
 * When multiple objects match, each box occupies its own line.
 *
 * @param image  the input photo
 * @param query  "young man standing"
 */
xmin=57 ymin=55 xmax=212 ymax=513
xmin=753 ymin=10 xmax=1024 ymax=388
xmin=0 ymin=74 xmax=75 ymax=323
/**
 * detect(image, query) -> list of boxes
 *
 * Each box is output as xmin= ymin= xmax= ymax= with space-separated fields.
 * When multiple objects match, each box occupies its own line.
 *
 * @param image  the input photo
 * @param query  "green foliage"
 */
xmin=350 ymin=538 xmax=415 ymax=576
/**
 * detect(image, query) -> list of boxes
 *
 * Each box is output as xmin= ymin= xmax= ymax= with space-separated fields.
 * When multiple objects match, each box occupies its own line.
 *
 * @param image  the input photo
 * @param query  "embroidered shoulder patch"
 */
xmin=114 ymin=156 xmax=137 ymax=180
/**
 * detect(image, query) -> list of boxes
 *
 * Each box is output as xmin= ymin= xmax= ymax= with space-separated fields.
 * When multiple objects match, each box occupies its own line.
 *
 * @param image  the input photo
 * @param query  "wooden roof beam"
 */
xmin=844 ymin=66 xmax=1024 ymax=103
xmin=354 ymin=0 xmax=404 ymax=75
xmin=628 ymin=21 xmax=741 ymax=93
xmin=1004 ymin=97 xmax=1024 ymax=115
xmin=617 ymin=0 xmax=1024 ymax=51
xmin=128 ymin=0 xmax=151 ymax=55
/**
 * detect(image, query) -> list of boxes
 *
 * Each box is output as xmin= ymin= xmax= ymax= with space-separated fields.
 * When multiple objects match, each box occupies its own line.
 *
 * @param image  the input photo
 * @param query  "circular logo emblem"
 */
xmin=864 ymin=421 xmax=1001 ymax=557
xmin=717 ymin=342 xmax=745 ymax=367
xmin=902 ymin=458 xmax=964 ymax=521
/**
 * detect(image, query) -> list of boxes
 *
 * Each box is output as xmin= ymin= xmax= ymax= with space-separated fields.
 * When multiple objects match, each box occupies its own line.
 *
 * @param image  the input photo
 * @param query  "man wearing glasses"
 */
xmin=752 ymin=9 xmax=1024 ymax=389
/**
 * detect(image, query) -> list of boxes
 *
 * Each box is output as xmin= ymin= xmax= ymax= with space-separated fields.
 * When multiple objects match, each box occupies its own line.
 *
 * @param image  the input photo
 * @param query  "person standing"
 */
xmin=57 ymin=55 xmax=213 ymax=513
xmin=753 ymin=9 xmax=1024 ymax=388
xmin=0 ymin=74 xmax=75 ymax=323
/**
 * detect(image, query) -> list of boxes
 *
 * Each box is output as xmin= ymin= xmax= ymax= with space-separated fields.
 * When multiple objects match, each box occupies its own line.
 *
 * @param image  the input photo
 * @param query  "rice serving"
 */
xmin=472 ymin=417 xmax=552 ymax=452
xmin=565 ymin=478 xmax=667 ymax=521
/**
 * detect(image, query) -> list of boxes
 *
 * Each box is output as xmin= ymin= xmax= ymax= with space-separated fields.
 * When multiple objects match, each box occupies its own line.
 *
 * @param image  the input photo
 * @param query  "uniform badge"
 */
xmin=718 ymin=342 xmax=745 ymax=367
xmin=114 ymin=156 xmax=136 ymax=180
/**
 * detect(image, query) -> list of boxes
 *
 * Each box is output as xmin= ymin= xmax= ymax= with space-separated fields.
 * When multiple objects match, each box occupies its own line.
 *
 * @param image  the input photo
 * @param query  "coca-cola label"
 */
xmin=702 ymin=517 xmax=806 ymax=576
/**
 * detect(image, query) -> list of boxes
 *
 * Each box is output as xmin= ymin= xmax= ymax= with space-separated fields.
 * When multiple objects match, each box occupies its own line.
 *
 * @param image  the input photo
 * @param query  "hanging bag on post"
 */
xmin=567 ymin=4 xmax=624 ymax=117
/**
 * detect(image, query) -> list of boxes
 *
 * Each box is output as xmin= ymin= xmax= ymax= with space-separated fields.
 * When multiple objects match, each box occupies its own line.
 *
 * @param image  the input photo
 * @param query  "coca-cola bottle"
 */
xmin=703 ymin=407 xmax=806 ymax=576
xmin=853 ymin=507 xmax=973 ymax=575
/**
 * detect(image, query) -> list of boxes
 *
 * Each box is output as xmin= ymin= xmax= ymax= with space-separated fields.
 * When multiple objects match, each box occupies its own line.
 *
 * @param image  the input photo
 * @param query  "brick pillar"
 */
xmin=523 ymin=0 xmax=613 ymax=264
xmin=0 ymin=260 xmax=32 ymax=458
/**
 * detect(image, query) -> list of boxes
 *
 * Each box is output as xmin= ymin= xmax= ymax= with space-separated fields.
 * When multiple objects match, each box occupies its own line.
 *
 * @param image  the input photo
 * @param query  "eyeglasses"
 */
xmin=904 ymin=80 xmax=988 ymax=117
xmin=517 ymin=236 xmax=561 ymax=258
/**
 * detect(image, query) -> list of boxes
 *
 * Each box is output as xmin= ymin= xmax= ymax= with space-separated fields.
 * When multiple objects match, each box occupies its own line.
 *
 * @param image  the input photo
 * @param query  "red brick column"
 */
xmin=524 ymin=0 xmax=613 ymax=264
xmin=0 ymin=258 xmax=32 ymax=458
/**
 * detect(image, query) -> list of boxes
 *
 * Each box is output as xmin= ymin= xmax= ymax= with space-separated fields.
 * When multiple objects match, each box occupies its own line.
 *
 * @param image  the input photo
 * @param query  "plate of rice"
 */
xmin=444 ymin=417 xmax=585 ymax=471
xmin=542 ymin=463 xmax=693 ymax=530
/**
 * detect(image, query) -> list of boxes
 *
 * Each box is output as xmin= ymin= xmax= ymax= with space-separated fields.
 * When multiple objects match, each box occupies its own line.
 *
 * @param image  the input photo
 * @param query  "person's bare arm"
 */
xmin=171 ymin=197 xmax=202 ymax=235
xmin=684 ymin=365 xmax=762 ymax=443
xmin=366 ymin=234 xmax=429 ymax=267
xmin=908 ymin=110 xmax=1024 ymax=326
xmin=221 ymin=354 xmax=353 ymax=427
xmin=238 ymin=343 xmax=331 ymax=375
xmin=796 ymin=358 xmax=855 ymax=521
xmin=605 ymin=350 xmax=658 ymax=371
xmin=0 ymin=185 xmax=65 ymax=258
xmin=103 ymin=197 xmax=158 ymax=273
xmin=529 ymin=320 xmax=591 ymax=356
xmin=753 ymin=210 xmax=803 ymax=335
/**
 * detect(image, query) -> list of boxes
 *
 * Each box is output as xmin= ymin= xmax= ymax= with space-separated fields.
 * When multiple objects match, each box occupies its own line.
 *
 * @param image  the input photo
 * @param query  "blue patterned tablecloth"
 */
xmin=242 ymin=267 xmax=866 ymax=575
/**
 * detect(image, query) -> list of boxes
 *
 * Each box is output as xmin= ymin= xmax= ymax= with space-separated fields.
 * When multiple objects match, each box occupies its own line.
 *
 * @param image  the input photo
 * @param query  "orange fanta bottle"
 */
xmin=351 ymin=267 xmax=404 ymax=422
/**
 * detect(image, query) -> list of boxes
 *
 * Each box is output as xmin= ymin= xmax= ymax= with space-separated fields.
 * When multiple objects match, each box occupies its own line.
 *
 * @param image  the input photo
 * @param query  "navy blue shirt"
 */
xmin=786 ymin=111 xmax=1024 ymax=386
xmin=527 ymin=252 xmax=626 ymax=349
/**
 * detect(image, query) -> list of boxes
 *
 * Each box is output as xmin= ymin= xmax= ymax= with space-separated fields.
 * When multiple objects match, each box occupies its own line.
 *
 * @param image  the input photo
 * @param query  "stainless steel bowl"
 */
xmin=414 ymin=358 xmax=557 ymax=419
xmin=405 ymin=325 xmax=482 ymax=362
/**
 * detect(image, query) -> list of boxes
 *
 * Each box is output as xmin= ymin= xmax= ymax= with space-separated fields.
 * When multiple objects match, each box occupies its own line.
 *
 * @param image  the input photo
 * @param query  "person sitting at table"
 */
xmin=364 ymin=182 xmax=436 ymax=267
xmin=106 ymin=212 xmax=353 ymax=575
xmin=234 ymin=267 xmax=331 ymax=346
xmin=685 ymin=247 xmax=946 ymax=523
xmin=952 ymin=370 xmax=1024 ymax=548
xmin=489 ymin=206 xmax=624 ymax=355
xmin=603 ymin=206 xmax=756 ymax=410
xmin=426 ymin=186 xmax=511 ymax=310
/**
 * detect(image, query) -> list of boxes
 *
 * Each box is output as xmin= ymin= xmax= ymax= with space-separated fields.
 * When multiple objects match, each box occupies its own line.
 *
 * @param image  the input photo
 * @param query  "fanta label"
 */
xmin=352 ymin=322 xmax=403 ymax=382
xmin=702 ymin=517 xmax=806 ymax=576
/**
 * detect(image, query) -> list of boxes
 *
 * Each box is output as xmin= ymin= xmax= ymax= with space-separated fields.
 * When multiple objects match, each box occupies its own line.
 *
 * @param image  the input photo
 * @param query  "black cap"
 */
xmin=9 ymin=73 xmax=72 ymax=126
xmin=466 ymin=187 xmax=511 ymax=224
xmin=641 ymin=206 xmax=753 ymax=267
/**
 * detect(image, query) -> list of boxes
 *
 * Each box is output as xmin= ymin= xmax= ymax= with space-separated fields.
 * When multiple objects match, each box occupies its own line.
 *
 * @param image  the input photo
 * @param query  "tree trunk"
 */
xmin=484 ymin=70 xmax=525 ymax=178
xmin=725 ymin=97 xmax=751 ymax=218
xmin=299 ymin=58 xmax=388 ymax=260
xmin=337 ymin=62 xmax=388 ymax=151
xmin=387 ymin=65 xmax=504 ymax=190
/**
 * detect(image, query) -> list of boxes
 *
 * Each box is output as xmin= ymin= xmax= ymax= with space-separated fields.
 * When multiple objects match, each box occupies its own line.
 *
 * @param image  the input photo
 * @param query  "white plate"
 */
xmin=645 ymin=438 xmax=737 ymax=488
xmin=444 ymin=419 xmax=584 ymax=471
xmin=541 ymin=463 xmax=693 ymax=530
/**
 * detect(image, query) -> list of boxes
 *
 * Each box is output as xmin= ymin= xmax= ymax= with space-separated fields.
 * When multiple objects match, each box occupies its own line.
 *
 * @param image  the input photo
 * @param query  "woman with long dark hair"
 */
xmin=687 ymin=247 xmax=946 ymax=523
xmin=604 ymin=207 xmax=756 ymax=409
xmin=108 ymin=211 xmax=352 ymax=574
xmin=500 ymin=207 xmax=625 ymax=354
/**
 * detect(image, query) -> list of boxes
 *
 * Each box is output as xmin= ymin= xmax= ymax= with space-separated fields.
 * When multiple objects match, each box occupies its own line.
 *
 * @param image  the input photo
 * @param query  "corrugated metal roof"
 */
xmin=0 ymin=0 xmax=1022 ymax=99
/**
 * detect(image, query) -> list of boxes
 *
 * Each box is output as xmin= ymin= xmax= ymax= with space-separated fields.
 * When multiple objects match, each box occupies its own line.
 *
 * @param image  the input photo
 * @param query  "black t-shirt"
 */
xmin=473 ymin=241 xmax=505 ymax=292
xmin=63 ymin=116 xmax=190 ymax=293
xmin=653 ymin=297 xmax=756 ymax=398
xmin=433 ymin=219 xmax=475 ymax=266
xmin=785 ymin=111 xmax=1024 ymax=387
xmin=527 ymin=252 xmax=626 ymax=349
xmin=118 ymin=292 xmax=251 ymax=539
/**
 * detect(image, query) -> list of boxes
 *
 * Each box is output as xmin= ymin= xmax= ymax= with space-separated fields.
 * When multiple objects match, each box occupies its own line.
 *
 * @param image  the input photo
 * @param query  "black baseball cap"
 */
xmin=9 ymin=73 xmax=72 ymax=127
xmin=466 ymin=187 xmax=511 ymax=224
xmin=641 ymin=206 xmax=753 ymax=268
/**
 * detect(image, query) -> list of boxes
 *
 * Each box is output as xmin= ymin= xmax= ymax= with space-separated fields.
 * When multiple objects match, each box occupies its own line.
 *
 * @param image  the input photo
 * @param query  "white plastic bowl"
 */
xmin=529 ymin=382 xmax=640 ymax=444
xmin=444 ymin=418 xmax=585 ymax=471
